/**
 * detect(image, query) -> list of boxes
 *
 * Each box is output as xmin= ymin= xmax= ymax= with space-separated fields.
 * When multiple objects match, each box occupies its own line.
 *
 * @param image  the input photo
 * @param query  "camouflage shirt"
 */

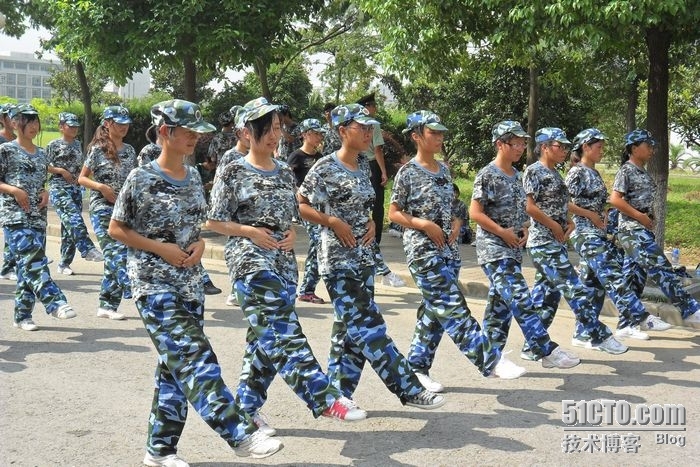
xmin=523 ymin=161 xmax=569 ymax=248
xmin=45 ymin=138 xmax=83 ymax=190
xmin=84 ymin=144 xmax=137 ymax=212
xmin=216 ymin=148 xmax=246 ymax=175
xmin=0 ymin=141 xmax=48 ymax=229
xmin=612 ymin=161 xmax=656 ymax=232
xmin=471 ymin=162 xmax=528 ymax=265
xmin=565 ymin=163 xmax=607 ymax=236
xmin=298 ymin=153 xmax=375 ymax=275
xmin=277 ymin=124 xmax=302 ymax=161
xmin=452 ymin=198 xmax=468 ymax=225
xmin=321 ymin=123 xmax=342 ymax=156
xmin=207 ymin=131 xmax=237 ymax=164
xmin=112 ymin=161 xmax=206 ymax=302
xmin=391 ymin=158 xmax=459 ymax=264
xmin=208 ymin=157 xmax=298 ymax=284
xmin=137 ymin=143 xmax=161 ymax=167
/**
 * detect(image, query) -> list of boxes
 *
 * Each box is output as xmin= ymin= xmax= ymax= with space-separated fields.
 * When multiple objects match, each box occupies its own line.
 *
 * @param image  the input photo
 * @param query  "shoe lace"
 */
xmin=412 ymin=390 xmax=436 ymax=405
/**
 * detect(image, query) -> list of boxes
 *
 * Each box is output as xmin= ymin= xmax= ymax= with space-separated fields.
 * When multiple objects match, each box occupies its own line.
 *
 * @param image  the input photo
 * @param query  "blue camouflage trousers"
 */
xmin=299 ymin=220 xmax=321 ymax=294
xmin=572 ymin=232 xmax=649 ymax=333
xmin=373 ymin=242 xmax=391 ymax=276
xmin=481 ymin=258 xmax=557 ymax=360
xmin=407 ymin=255 xmax=498 ymax=376
xmin=50 ymin=185 xmax=97 ymax=266
xmin=617 ymin=228 xmax=700 ymax=319
xmin=526 ymin=243 xmax=612 ymax=347
xmin=323 ymin=266 xmax=424 ymax=402
xmin=90 ymin=208 xmax=129 ymax=311
xmin=1 ymin=238 xmax=17 ymax=275
xmin=5 ymin=225 xmax=68 ymax=322
xmin=234 ymin=270 xmax=341 ymax=418
xmin=136 ymin=292 xmax=255 ymax=456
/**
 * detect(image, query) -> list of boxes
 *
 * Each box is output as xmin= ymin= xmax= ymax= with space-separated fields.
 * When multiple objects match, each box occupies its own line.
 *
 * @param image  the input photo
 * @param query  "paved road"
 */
xmin=0 ymin=211 xmax=698 ymax=466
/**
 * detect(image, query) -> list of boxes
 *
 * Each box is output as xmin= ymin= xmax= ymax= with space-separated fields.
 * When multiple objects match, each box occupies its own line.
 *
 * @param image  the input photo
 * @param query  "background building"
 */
xmin=0 ymin=51 xmax=61 ymax=103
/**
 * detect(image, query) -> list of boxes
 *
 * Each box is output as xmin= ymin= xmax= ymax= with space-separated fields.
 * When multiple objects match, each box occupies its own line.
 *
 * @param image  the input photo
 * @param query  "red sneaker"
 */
xmin=298 ymin=293 xmax=325 ymax=304
xmin=321 ymin=397 xmax=367 ymax=421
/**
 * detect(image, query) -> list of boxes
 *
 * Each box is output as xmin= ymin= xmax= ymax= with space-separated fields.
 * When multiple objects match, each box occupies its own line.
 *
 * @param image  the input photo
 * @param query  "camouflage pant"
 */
xmin=299 ymin=220 xmax=321 ymax=294
xmin=1 ymin=237 xmax=17 ymax=275
xmin=618 ymin=228 xmax=700 ymax=319
xmin=50 ymin=185 xmax=97 ymax=266
xmin=90 ymin=208 xmax=130 ymax=311
xmin=481 ymin=258 xmax=557 ymax=360
xmin=407 ymin=255 xmax=497 ymax=376
xmin=572 ymin=232 xmax=648 ymax=333
xmin=136 ymin=292 xmax=255 ymax=457
xmin=373 ymin=242 xmax=391 ymax=276
xmin=323 ymin=267 xmax=424 ymax=402
xmin=526 ymin=243 xmax=612 ymax=347
xmin=234 ymin=270 xmax=341 ymax=418
xmin=5 ymin=225 xmax=68 ymax=322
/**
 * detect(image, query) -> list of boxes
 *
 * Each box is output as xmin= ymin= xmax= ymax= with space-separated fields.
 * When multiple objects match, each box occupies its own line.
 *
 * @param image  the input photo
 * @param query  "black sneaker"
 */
xmin=405 ymin=389 xmax=446 ymax=410
xmin=204 ymin=280 xmax=222 ymax=295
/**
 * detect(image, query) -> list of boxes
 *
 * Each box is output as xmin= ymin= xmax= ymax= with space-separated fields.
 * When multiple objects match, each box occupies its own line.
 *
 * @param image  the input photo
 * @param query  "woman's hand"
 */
xmin=101 ymin=184 xmax=117 ymax=204
xmin=159 ymin=243 xmax=192 ymax=268
xmin=360 ymin=220 xmax=376 ymax=246
xmin=278 ymin=228 xmax=296 ymax=251
xmin=13 ymin=187 xmax=30 ymax=212
xmin=329 ymin=216 xmax=356 ymax=247
xmin=183 ymin=239 xmax=205 ymax=267
xmin=248 ymin=226 xmax=279 ymax=250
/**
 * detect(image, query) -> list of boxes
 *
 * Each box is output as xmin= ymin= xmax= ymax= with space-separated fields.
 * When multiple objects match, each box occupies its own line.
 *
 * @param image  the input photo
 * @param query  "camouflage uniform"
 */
xmin=216 ymin=148 xmax=246 ymax=175
xmin=137 ymin=143 xmax=161 ymax=167
xmin=321 ymin=123 xmax=341 ymax=156
xmin=207 ymin=131 xmax=237 ymax=165
xmin=299 ymin=153 xmax=426 ymax=400
xmin=523 ymin=161 xmax=612 ymax=346
xmin=393 ymin=159 xmax=497 ymax=375
xmin=0 ymin=141 xmax=70 ymax=322
xmin=472 ymin=162 xmax=559 ymax=360
xmin=566 ymin=163 xmax=649 ymax=334
xmin=208 ymin=156 xmax=342 ymax=417
xmin=46 ymin=138 xmax=98 ymax=266
xmin=452 ymin=197 xmax=473 ymax=244
xmin=113 ymin=160 xmax=256 ymax=456
xmin=613 ymin=161 xmax=700 ymax=319
xmin=0 ymin=130 xmax=17 ymax=277
xmin=85 ymin=144 xmax=136 ymax=311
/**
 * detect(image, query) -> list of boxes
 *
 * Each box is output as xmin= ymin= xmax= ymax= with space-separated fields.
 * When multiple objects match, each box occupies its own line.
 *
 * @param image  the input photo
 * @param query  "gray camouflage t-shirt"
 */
xmin=137 ymin=143 xmax=161 ymax=167
xmin=298 ymin=153 xmax=375 ymax=275
xmin=208 ymin=157 xmax=298 ymax=284
xmin=391 ymin=158 xmax=459 ymax=265
xmin=523 ymin=161 xmax=569 ymax=248
xmin=612 ymin=161 xmax=656 ymax=232
xmin=112 ymin=161 xmax=206 ymax=302
xmin=565 ymin=163 xmax=607 ymax=237
xmin=84 ymin=144 xmax=137 ymax=212
xmin=0 ymin=141 xmax=48 ymax=229
xmin=216 ymin=148 xmax=246 ymax=175
xmin=46 ymin=138 xmax=83 ymax=189
xmin=471 ymin=162 xmax=528 ymax=265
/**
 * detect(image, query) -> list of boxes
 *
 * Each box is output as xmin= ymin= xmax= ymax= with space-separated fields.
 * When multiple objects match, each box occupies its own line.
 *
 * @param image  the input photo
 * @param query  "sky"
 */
xmin=0 ymin=27 xmax=58 ymax=58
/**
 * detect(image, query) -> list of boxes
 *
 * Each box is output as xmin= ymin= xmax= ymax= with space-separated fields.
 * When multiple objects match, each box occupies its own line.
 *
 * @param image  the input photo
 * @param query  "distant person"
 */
xmin=137 ymin=125 xmax=161 ymax=167
xmin=321 ymin=102 xmax=342 ymax=156
xmin=0 ymin=104 xmax=76 ymax=331
xmin=46 ymin=112 xmax=104 ymax=276
xmin=208 ymin=107 xmax=238 ymax=165
xmin=109 ymin=99 xmax=282 ymax=466
xmin=276 ymin=104 xmax=301 ymax=161
xmin=451 ymin=184 xmax=473 ymax=245
xmin=0 ymin=103 xmax=18 ymax=280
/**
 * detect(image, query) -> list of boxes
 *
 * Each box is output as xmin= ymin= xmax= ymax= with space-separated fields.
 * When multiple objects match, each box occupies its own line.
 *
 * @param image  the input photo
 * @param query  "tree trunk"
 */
xmin=254 ymin=58 xmax=272 ymax=101
xmin=183 ymin=53 xmax=197 ymax=101
xmin=625 ymin=74 xmax=639 ymax=133
xmin=526 ymin=63 xmax=539 ymax=164
xmin=75 ymin=60 xmax=93 ymax=152
xmin=645 ymin=26 xmax=671 ymax=248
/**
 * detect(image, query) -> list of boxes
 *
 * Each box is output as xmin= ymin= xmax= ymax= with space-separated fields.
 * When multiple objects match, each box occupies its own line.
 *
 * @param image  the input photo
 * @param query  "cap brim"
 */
xmin=185 ymin=121 xmax=217 ymax=133
xmin=354 ymin=116 xmax=380 ymax=126
xmin=244 ymin=104 xmax=279 ymax=123
xmin=510 ymin=129 xmax=530 ymax=138
xmin=555 ymin=137 xmax=572 ymax=144
xmin=65 ymin=121 xmax=80 ymax=127
xmin=425 ymin=122 xmax=449 ymax=132
xmin=112 ymin=117 xmax=132 ymax=124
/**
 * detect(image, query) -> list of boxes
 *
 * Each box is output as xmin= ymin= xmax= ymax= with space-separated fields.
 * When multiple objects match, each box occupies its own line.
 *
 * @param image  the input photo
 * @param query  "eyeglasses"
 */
xmin=550 ymin=143 xmax=571 ymax=152
xmin=345 ymin=123 xmax=372 ymax=133
xmin=504 ymin=142 xmax=527 ymax=149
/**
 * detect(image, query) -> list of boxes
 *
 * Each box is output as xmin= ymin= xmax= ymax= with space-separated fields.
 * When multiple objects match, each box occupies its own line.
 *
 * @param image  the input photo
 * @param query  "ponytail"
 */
xmin=87 ymin=123 xmax=119 ymax=164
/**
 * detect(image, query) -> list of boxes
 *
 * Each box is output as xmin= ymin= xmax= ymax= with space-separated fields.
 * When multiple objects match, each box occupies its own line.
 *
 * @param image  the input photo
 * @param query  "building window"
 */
xmin=4 ymin=87 xmax=16 ymax=98
xmin=2 ymin=61 xmax=13 ymax=69
xmin=31 ymin=76 xmax=42 ymax=87
xmin=17 ymin=87 xmax=27 ymax=100
xmin=6 ymin=73 xmax=16 ymax=85
xmin=32 ymin=88 xmax=42 ymax=99
xmin=17 ymin=74 xmax=26 ymax=86
xmin=42 ymin=89 xmax=52 ymax=99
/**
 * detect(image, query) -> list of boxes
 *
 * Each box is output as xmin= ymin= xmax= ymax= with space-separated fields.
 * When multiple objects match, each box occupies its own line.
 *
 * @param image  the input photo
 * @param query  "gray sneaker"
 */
xmin=594 ymin=336 xmax=628 ymax=355
xmin=84 ymin=248 xmax=104 ymax=262
xmin=405 ymin=389 xmax=446 ymax=410
xmin=542 ymin=347 xmax=580 ymax=369
xmin=13 ymin=318 xmax=38 ymax=331
xmin=234 ymin=430 xmax=283 ymax=459
xmin=640 ymin=314 xmax=672 ymax=331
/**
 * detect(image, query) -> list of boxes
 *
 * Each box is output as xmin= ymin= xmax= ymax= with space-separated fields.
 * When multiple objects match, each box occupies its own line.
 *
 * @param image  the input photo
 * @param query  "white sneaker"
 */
xmin=97 ymin=307 xmax=126 ymax=320
xmin=492 ymin=354 xmax=527 ymax=379
xmin=321 ymin=396 xmax=367 ymax=421
xmin=234 ymin=430 xmax=283 ymax=459
xmin=615 ymin=325 xmax=649 ymax=340
xmin=382 ymin=272 xmax=406 ymax=287
xmin=640 ymin=314 xmax=672 ymax=331
xmin=542 ymin=347 xmax=580 ymax=369
xmin=252 ymin=411 xmax=277 ymax=437
xmin=683 ymin=311 xmax=700 ymax=325
xmin=84 ymin=249 xmax=104 ymax=262
xmin=51 ymin=303 xmax=76 ymax=319
xmin=571 ymin=337 xmax=594 ymax=349
xmin=387 ymin=228 xmax=402 ymax=238
xmin=0 ymin=271 xmax=17 ymax=280
xmin=143 ymin=452 xmax=189 ymax=467
xmin=226 ymin=294 xmax=239 ymax=306
xmin=57 ymin=264 xmax=74 ymax=275
xmin=13 ymin=318 xmax=38 ymax=331
xmin=415 ymin=372 xmax=444 ymax=393
xmin=595 ymin=336 xmax=628 ymax=355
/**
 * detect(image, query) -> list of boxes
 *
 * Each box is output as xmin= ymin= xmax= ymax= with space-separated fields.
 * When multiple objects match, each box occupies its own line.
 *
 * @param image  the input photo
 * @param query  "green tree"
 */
xmin=47 ymin=64 xmax=109 ymax=106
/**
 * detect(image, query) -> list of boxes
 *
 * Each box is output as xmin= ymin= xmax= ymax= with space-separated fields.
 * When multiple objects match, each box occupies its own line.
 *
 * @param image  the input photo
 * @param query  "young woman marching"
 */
xmin=0 ymin=104 xmax=76 ymax=331
xmin=0 ymin=103 xmax=18 ymax=281
xmin=46 ymin=112 xmax=104 ymax=276
xmin=566 ymin=128 xmax=672 ymax=342
xmin=78 ymin=105 xmax=136 ymax=321
xmin=206 ymin=97 xmax=367 ymax=435
xmin=611 ymin=129 xmax=700 ymax=328
xmin=298 ymin=105 xmax=445 ymax=408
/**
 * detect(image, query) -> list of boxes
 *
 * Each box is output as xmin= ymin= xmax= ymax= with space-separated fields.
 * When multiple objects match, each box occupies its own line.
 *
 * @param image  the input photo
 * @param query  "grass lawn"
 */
xmin=385 ymin=167 xmax=700 ymax=267
xmin=36 ymin=130 xmax=61 ymax=147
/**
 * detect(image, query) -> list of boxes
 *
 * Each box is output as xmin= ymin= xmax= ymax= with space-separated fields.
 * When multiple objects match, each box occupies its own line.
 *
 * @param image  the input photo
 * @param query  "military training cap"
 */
xmin=535 ymin=127 xmax=571 ymax=145
xmin=299 ymin=118 xmax=327 ymax=133
xmin=624 ymin=129 xmax=657 ymax=147
xmin=102 ymin=105 xmax=132 ymax=124
xmin=242 ymin=97 xmax=279 ymax=124
xmin=572 ymin=128 xmax=606 ymax=151
xmin=491 ymin=120 xmax=529 ymax=142
xmin=151 ymin=99 xmax=216 ymax=133
xmin=58 ymin=112 xmax=80 ymax=127
xmin=402 ymin=110 xmax=448 ymax=134
xmin=331 ymin=104 xmax=380 ymax=127
xmin=9 ymin=104 xmax=39 ymax=119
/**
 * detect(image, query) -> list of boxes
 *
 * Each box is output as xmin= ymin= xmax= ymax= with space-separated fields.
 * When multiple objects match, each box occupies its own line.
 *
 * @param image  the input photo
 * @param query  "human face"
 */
xmin=341 ymin=121 xmax=372 ymax=152
xmin=165 ymin=126 xmax=200 ymax=155
xmin=499 ymin=137 xmax=527 ymax=163
xmin=13 ymin=115 xmax=40 ymax=140
xmin=413 ymin=127 xmax=445 ymax=155
xmin=631 ymin=140 xmax=655 ymax=163
xmin=545 ymin=141 xmax=570 ymax=164
xmin=107 ymin=120 xmax=130 ymax=141
xmin=250 ymin=113 xmax=282 ymax=156
xmin=61 ymin=123 xmax=79 ymax=141
xmin=304 ymin=130 xmax=324 ymax=148
xmin=583 ymin=140 xmax=605 ymax=163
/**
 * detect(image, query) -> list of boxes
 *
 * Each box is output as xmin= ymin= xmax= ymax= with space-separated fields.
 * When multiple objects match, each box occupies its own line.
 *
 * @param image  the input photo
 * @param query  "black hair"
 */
xmin=621 ymin=143 xmax=638 ymax=165
xmin=14 ymin=113 xmax=41 ymax=134
xmin=145 ymin=125 xmax=158 ymax=144
xmin=452 ymin=183 xmax=460 ymax=195
xmin=323 ymin=103 xmax=336 ymax=112
xmin=569 ymin=138 xmax=601 ymax=169
xmin=278 ymin=105 xmax=292 ymax=118
xmin=245 ymin=111 xmax=278 ymax=143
